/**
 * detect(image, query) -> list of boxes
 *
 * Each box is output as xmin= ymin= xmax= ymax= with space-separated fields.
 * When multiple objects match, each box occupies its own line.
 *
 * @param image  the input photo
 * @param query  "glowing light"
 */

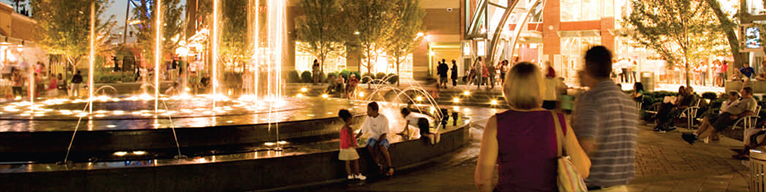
xmin=20 ymin=113 xmax=30 ymax=116
xmin=463 ymin=91 xmax=470 ymax=96
xmin=453 ymin=97 xmax=460 ymax=103
xmin=296 ymin=93 xmax=304 ymax=98
xmin=226 ymin=120 xmax=233 ymax=123
xmin=300 ymin=87 xmax=308 ymax=92
xmin=132 ymin=151 xmax=146 ymax=155
xmin=277 ymin=141 xmax=288 ymax=145
xmin=453 ymin=106 xmax=460 ymax=111
xmin=264 ymin=142 xmax=276 ymax=146
xmin=321 ymin=94 xmax=329 ymax=98
xmin=416 ymin=96 xmax=423 ymax=102
xmin=417 ymin=32 xmax=425 ymax=37
xmin=113 ymin=110 xmax=124 ymax=115
xmin=107 ymin=125 xmax=117 ymax=128
xmin=113 ymin=151 xmax=128 ymax=156
xmin=358 ymin=91 xmax=365 ymax=97
xmin=490 ymin=100 xmax=498 ymax=105
xmin=94 ymin=114 xmax=105 ymax=118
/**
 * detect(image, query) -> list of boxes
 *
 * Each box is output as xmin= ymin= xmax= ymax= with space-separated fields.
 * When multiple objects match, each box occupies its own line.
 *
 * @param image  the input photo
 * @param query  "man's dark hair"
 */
xmin=400 ymin=108 xmax=411 ymax=116
xmin=452 ymin=59 xmax=456 ymax=64
xmin=368 ymin=102 xmax=379 ymax=111
xmin=77 ymin=70 xmax=81 ymax=74
xmin=744 ymin=87 xmax=753 ymax=95
xmin=584 ymin=46 xmax=613 ymax=78
xmin=338 ymin=109 xmax=352 ymax=121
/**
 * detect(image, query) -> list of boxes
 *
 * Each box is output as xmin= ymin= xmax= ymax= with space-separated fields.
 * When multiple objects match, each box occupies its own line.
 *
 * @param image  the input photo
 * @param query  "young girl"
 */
xmin=338 ymin=109 xmax=366 ymax=180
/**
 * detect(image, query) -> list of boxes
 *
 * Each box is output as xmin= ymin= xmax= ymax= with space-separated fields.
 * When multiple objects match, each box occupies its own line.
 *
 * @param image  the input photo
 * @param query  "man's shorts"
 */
xmin=712 ymin=112 xmax=737 ymax=131
xmin=366 ymin=138 xmax=390 ymax=149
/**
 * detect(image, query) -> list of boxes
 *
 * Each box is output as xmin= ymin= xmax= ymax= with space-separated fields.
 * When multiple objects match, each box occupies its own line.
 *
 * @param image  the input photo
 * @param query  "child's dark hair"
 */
xmin=338 ymin=109 xmax=352 ymax=121
xmin=368 ymin=102 xmax=379 ymax=111
xmin=400 ymin=108 xmax=411 ymax=116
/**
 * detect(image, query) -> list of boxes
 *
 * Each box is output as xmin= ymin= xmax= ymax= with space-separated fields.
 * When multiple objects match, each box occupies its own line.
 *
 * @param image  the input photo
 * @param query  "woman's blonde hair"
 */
xmin=503 ymin=62 xmax=544 ymax=110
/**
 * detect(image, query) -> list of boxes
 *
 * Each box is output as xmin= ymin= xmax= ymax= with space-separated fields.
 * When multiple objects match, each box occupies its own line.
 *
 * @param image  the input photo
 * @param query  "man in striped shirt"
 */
xmin=573 ymin=46 xmax=639 ymax=192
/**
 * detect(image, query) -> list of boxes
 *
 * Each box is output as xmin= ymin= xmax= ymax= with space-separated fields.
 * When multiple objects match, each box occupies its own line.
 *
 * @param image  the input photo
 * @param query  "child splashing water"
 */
xmin=338 ymin=109 xmax=366 ymax=180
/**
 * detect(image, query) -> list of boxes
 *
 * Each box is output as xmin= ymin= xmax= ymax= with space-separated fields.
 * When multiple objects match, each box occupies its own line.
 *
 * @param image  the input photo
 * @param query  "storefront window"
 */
xmin=561 ymin=0 xmax=604 ymax=21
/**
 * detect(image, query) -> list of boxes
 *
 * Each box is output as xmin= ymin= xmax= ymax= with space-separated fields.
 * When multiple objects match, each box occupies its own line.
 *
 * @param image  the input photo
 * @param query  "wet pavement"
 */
xmin=298 ymin=106 xmax=751 ymax=192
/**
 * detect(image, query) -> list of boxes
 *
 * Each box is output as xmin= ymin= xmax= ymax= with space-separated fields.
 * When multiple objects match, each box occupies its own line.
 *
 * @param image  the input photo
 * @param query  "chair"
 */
xmin=679 ymin=99 xmax=702 ymax=130
xmin=644 ymin=102 xmax=663 ymax=125
xmin=733 ymin=105 xmax=763 ymax=137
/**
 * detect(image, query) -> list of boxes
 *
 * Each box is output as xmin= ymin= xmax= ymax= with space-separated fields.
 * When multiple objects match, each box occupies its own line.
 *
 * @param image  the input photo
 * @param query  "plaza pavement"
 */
xmin=290 ymin=106 xmax=750 ymax=192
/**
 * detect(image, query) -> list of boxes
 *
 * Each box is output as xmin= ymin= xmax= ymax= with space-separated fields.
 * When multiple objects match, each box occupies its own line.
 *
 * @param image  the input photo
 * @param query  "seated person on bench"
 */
xmin=682 ymin=87 xmax=757 ymax=145
xmin=654 ymin=86 xmax=695 ymax=132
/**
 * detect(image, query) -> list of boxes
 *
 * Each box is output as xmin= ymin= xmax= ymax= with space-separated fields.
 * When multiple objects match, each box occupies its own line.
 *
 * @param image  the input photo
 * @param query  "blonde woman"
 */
xmin=475 ymin=62 xmax=590 ymax=192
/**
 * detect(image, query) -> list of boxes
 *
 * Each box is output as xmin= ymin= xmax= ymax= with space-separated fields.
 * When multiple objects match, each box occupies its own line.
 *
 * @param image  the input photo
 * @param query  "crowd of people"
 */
xmin=335 ymin=46 xmax=639 ymax=191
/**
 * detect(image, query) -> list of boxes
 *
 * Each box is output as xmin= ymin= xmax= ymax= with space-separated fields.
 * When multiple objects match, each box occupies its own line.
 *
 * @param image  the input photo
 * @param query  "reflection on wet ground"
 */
xmin=0 ymin=98 xmax=371 ymax=132
xmin=0 ymin=113 xmax=471 ymax=173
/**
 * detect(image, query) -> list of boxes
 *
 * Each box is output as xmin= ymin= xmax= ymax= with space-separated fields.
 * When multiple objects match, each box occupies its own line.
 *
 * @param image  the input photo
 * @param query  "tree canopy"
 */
xmin=31 ymin=0 xmax=115 ymax=71
xmin=622 ymin=0 xmax=728 ymax=86
xmin=386 ymin=0 xmax=425 ymax=84
xmin=133 ymin=0 xmax=184 ymax=65
xmin=294 ymin=0 xmax=345 ymax=73
xmin=341 ymin=0 xmax=396 ymax=75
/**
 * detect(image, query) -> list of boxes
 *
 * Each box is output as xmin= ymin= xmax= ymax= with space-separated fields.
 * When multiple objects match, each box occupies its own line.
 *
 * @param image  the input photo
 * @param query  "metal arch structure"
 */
xmin=465 ymin=0 xmax=544 ymax=67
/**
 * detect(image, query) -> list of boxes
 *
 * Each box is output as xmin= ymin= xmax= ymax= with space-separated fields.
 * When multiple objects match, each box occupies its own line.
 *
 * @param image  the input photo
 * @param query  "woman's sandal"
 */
xmin=385 ymin=167 xmax=395 ymax=176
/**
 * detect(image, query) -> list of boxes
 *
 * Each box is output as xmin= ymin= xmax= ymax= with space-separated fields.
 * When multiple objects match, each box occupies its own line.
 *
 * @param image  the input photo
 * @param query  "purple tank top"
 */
xmin=495 ymin=110 xmax=565 ymax=192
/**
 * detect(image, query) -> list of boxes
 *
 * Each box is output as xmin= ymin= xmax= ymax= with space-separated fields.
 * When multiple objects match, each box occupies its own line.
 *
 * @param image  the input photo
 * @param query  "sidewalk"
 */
xmin=295 ymin=106 xmax=750 ymax=192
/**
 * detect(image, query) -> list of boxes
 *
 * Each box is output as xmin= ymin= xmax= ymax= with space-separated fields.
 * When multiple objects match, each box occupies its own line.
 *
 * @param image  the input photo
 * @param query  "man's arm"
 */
xmin=572 ymin=93 xmax=600 ymax=155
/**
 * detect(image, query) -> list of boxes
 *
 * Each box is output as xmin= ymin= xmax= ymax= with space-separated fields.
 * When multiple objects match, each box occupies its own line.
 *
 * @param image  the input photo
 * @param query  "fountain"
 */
xmin=0 ymin=1 xmax=473 ymax=191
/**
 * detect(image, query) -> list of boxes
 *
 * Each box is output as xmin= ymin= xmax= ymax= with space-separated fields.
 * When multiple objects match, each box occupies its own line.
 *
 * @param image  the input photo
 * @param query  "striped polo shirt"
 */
xmin=572 ymin=80 xmax=639 ymax=187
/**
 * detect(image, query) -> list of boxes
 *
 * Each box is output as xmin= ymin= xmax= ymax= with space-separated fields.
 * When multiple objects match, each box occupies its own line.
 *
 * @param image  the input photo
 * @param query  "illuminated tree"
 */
xmin=342 ymin=0 xmax=396 ymax=84
xmin=220 ymin=0 xmax=250 ymax=69
xmin=623 ymin=0 xmax=727 ymax=87
xmin=294 ymin=0 xmax=345 ymax=75
xmin=31 ymin=0 xmax=115 ymax=75
xmin=133 ymin=0 xmax=184 ymax=64
xmin=386 ymin=0 xmax=425 ymax=86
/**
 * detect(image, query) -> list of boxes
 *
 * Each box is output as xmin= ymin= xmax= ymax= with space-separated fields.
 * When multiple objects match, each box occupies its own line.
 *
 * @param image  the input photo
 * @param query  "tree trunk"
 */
xmin=705 ymin=0 xmax=743 ymax=67
xmin=396 ymin=55 xmax=400 ymax=87
xmin=367 ymin=49 xmax=372 ymax=89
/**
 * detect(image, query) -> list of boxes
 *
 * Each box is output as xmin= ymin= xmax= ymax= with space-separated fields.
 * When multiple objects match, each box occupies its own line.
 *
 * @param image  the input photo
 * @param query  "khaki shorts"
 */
xmin=339 ymin=148 xmax=359 ymax=161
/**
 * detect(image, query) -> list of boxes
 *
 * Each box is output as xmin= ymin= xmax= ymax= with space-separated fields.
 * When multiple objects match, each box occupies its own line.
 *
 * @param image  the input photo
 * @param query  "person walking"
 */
xmin=10 ymin=68 xmax=22 ymax=99
xmin=487 ymin=62 xmax=497 ymax=89
xmin=56 ymin=74 xmax=67 ymax=97
xmin=572 ymin=46 xmax=638 ymax=191
xmin=499 ymin=60 xmax=508 ymax=85
xmin=312 ymin=59 xmax=320 ymax=85
xmin=47 ymin=74 xmax=57 ymax=98
xmin=337 ymin=109 xmax=366 ymax=181
xmin=438 ymin=59 xmax=449 ymax=89
xmin=71 ymin=70 xmax=83 ymax=98
xmin=475 ymin=62 xmax=590 ymax=192
xmin=700 ymin=61 xmax=708 ymax=86
xmin=450 ymin=60 xmax=459 ymax=87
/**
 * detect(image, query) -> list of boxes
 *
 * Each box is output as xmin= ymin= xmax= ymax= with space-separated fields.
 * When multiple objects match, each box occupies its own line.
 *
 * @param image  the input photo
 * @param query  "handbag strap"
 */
xmin=551 ymin=111 xmax=564 ymax=157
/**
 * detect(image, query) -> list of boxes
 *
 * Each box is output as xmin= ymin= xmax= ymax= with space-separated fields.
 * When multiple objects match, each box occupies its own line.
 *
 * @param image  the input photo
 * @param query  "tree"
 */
xmin=623 ymin=0 xmax=726 ymax=87
xmin=342 ymin=0 xmax=396 ymax=87
xmin=386 ymin=0 xmax=425 ymax=86
xmin=220 ymin=0 xmax=250 ymax=70
xmin=294 ymin=0 xmax=345 ymax=76
xmin=31 ymin=0 xmax=115 ymax=75
xmin=704 ymin=0 xmax=746 ymax=68
xmin=133 ymin=0 xmax=184 ymax=66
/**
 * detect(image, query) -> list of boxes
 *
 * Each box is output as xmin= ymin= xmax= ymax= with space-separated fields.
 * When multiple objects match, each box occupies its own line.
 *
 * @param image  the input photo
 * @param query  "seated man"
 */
xmin=655 ymin=86 xmax=696 ymax=132
xmin=682 ymin=87 xmax=758 ymax=145
xmin=355 ymin=102 xmax=395 ymax=176
xmin=395 ymin=108 xmax=440 ymax=144
xmin=738 ymin=62 xmax=756 ymax=80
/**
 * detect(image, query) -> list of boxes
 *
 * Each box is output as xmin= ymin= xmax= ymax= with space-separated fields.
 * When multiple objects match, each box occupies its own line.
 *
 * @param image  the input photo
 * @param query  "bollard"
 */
xmin=452 ymin=112 xmax=459 ymax=126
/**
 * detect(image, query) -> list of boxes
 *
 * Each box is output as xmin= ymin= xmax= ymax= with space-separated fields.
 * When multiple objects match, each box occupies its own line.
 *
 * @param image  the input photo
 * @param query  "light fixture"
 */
xmin=490 ymin=100 xmax=498 ymax=105
xmin=300 ymin=87 xmax=308 ymax=92
xmin=463 ymin=91 xmax=470 ymax=96
xmin=453 ymin=97 xmax=460 ymax=103
xmin=113 ymin=151 xmax=128 ymax=156
xmin=321 ymin=94 xmax=329 ymax=98
xmin=416 ymin=96 xmax=423 ymax=101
